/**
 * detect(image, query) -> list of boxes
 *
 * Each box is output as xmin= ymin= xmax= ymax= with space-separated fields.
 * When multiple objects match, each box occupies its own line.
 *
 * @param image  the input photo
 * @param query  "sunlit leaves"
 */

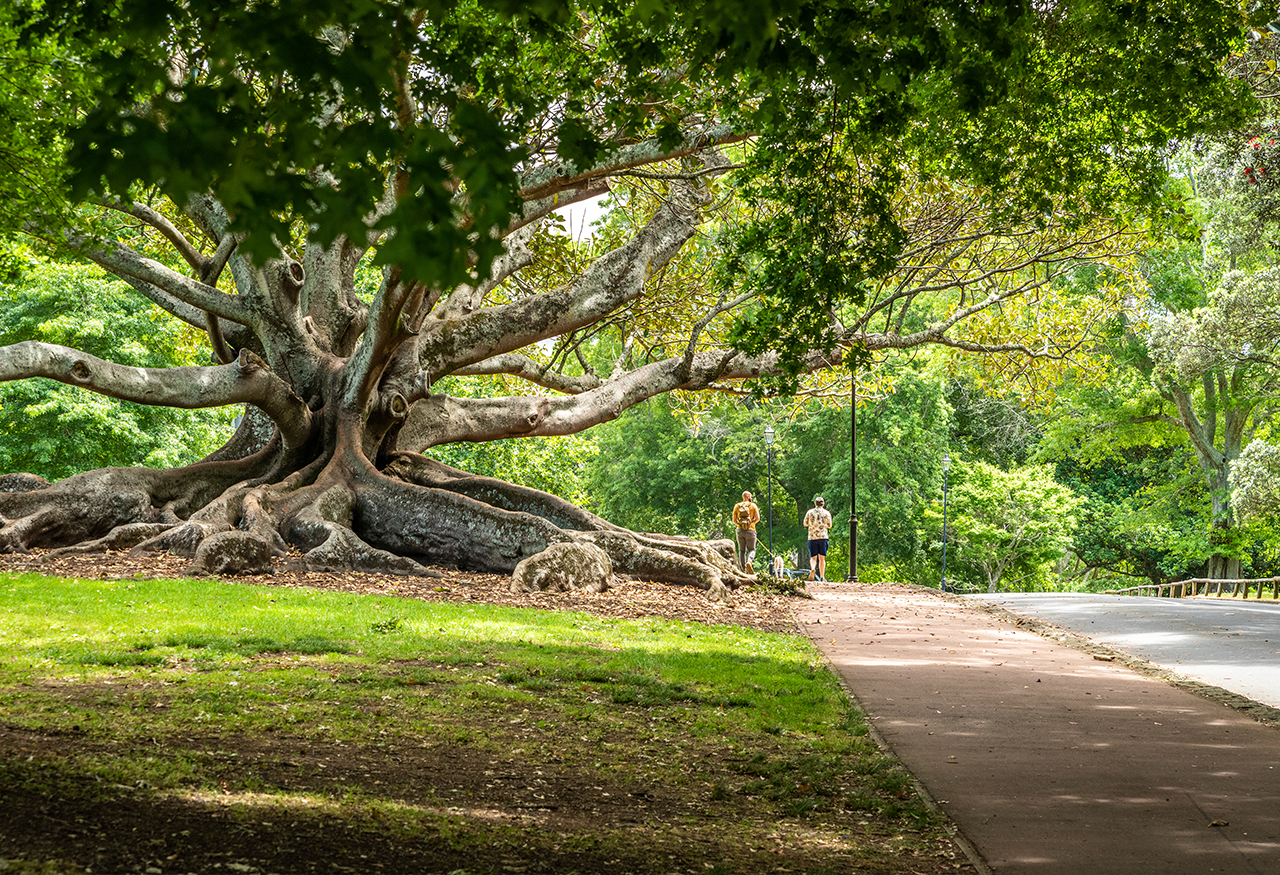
xmin=931 ymin=460 xmax=1083 ymax=591
xmin=718 ymin=0 xmax=1251 ymax=368
xmin=0 ymin=256 xmax=232 ymax=479
xmin=0 ymin=4 xmax=89 ymax=237
xmin=951 ymin=259 xmax=1146 ymax=407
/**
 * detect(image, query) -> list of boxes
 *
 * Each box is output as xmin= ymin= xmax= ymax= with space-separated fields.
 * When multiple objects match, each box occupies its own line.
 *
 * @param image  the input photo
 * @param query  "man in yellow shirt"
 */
xmin=732 ymin=491 xmax=761 ymax=575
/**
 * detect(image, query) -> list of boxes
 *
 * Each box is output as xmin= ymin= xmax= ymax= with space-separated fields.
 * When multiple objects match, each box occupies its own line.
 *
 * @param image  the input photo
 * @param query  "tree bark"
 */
xmin=1164 ymin=374 xmax=1254 ymax=581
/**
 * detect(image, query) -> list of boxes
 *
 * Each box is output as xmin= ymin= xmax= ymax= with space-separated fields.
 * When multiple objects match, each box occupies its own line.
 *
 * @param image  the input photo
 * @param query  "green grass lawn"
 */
xmin=0 ymin=572 xmax=968 ymax=874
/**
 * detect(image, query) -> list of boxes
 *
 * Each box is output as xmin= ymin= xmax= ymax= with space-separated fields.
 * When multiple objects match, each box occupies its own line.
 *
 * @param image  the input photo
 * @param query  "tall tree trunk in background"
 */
xmin=1165 ymin=372 xmax=1252 ymax=581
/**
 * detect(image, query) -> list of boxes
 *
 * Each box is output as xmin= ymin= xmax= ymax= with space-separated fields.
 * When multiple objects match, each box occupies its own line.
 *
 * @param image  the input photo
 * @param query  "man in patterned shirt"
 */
xmin=732 ymin=491 xmax=760 ymax=575
xmin=804 ymin=496 xmax=833 ymax=582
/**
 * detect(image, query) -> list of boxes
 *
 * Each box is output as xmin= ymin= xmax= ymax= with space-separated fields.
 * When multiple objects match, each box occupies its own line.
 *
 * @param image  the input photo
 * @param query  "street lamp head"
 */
xmin=764 ymin=424 xmax=775 ymax=445
xmin=942 ymin=452 xmax=951 ymax=473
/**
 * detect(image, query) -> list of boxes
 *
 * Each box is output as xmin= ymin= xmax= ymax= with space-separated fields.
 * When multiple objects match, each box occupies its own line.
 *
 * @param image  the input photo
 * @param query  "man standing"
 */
xmin=804 ymin=496 xmax=833 ymax=582
xmin=732 ymin=491 xmax=761 ymax=575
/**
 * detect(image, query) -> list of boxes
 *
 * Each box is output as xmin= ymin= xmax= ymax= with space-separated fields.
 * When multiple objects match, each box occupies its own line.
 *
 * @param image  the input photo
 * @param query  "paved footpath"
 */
xmin=794 ymin=582 xmax=1280 ymax=875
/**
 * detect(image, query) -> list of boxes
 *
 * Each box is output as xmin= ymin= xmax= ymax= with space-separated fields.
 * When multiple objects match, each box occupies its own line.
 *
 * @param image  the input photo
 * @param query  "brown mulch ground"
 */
xmin=0 ymin=550 xmax=802 ymax=634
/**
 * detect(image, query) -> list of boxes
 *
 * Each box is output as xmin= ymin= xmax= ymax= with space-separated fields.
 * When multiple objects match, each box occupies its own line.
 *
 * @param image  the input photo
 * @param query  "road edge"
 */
xmin=954 ymin=592 xmax=1280 ymax=729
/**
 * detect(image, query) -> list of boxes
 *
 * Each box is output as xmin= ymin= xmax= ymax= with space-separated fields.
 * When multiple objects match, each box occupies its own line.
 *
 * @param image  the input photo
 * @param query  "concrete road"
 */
xmin=970 ymin=593 xmax=1280 ymax=708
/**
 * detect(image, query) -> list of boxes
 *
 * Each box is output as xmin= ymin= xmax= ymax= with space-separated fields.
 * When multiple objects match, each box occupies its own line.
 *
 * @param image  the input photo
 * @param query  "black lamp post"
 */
xmin=849 ymin=373 xmax=858 ymax=582
xmin=764 ymin=424 xmax=775 ymax=560
xmin=941 ymin=452 xmax=951 ymax=592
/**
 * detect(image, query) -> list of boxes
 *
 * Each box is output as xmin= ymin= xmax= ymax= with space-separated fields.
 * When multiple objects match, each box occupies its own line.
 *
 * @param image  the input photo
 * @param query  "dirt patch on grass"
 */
xmin=0 ymin=553 xmax=974 ymax=874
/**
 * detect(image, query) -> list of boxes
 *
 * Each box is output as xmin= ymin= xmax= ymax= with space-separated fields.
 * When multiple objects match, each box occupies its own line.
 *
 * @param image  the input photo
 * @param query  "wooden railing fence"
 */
xmin=1109 ymin=577 xmax=1280 ymax=600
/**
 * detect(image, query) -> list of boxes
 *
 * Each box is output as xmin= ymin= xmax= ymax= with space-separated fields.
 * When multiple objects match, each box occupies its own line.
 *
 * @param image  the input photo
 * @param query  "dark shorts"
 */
xmin=809 ymin=538 xmax=829 ymax=557
xmin=737 ymin=529 xmax=757 ymax=551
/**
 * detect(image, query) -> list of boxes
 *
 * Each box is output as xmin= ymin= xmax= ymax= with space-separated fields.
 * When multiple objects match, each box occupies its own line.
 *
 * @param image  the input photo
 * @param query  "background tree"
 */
xmin=1054 ymin=446 xmax=1208 ymax=587
xmin=587 ymin=359 xmax=952 ymax=584
xmin=0 ymin=0 xmax=1253 ymax=596
xmin=772 ymin=361 xmax=952 ymax=582
xmin=0 ymin=253 xmax=232 ymax=479
xmin=586 ymin=396 xmax=771 ymax=542
xmin=931 ymin=461 xmax=1083 ymax=592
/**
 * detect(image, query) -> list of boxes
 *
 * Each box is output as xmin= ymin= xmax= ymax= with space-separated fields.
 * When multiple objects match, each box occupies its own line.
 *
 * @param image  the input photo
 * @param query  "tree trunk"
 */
xmin=1165 ymin=374 xmax=1253 ymax=581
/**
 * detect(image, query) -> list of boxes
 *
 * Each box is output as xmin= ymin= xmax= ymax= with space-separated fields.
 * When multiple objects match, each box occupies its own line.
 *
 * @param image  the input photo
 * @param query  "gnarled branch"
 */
xmin=0 ymin=342 xmax=312 ymax=449
xmin=70 ymin=234 xmax=253 ymax=326
xmin=449 ymin=353 xmax=604 ymax=394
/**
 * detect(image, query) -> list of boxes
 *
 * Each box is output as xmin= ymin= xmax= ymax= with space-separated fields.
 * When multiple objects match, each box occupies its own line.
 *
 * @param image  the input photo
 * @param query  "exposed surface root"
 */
xmin=574 ymin=530 xmax=725 ymax=599
xmin=0 ymin=454 xmax=749 ymax=598
xmin=511 ymin=541 xmax=611 ymax=593
xmin=0 ymin=473 xmax=49 ymax=493
xmin=46 ymin=523 xmax=175 ymax=557
xmin=379 ymin=453 xmax=752 ymax=596
xmin=354 ymin=464 xmax=569 ymax=571
xmin=307 ymin=524 xmax=442 ymax=576
xmin=190 ymin=530 xmax=274 ymax=575
xmin=386 ymin=454 xmax=621 ymax=533
xmin=280 ymin=483 xmax=442 ymax=577
xmin=134 ymin=520 xmax=233 ymax=558
xmin=0 ymin=470 xmax=162 ymax=553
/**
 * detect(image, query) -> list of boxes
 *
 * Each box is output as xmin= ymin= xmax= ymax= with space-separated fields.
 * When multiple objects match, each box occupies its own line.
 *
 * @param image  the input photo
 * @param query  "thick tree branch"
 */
xmin=418 ymin=171 xmax=708 ymax=377
xmin=0 ymin=342 xmax=312 ymax=449
xmin=516 ymin=123 xmax=745 ymax=203
xmin=514 ymin=180 xmax=612 ymax=233
xmin=1168 ymin=381 xmax=1222 ymax=468
xmin=102 ymin=197 xmax=206 ymax=272
xmin=449 ymin=354 xmax=604 ymax=394
xmin=71 ymin=234 xmax=253 ymax=326
xmin=433 ymin=222 xmax=540 ymax=322
xmin=401 ymin=345 xmax=830 ymax=450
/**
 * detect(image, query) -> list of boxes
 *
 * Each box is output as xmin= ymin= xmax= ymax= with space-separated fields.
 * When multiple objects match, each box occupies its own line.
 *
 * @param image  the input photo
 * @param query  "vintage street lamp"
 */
xmin=764 ymin=424 xmax=775 ymax=559
xmin=941 ymin=452 xmax=951 ymax=592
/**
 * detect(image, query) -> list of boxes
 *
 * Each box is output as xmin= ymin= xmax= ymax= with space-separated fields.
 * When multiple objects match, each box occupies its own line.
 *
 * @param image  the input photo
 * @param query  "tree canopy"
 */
xmin=0 ymin=0 xmax=1259 ymax=595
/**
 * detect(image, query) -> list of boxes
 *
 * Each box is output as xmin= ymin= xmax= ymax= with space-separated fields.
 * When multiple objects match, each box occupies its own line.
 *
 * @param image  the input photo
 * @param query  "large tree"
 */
xmin=0 ymin=0 xmax=1252 ymax=596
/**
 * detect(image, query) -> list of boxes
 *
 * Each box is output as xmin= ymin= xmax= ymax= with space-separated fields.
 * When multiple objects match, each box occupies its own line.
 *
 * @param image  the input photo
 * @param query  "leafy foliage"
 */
xmin=14 ymin=0 xmax=1255 ymax=311
xmin=1056 ymin=448 xmax=1208 ymax=586
xmin=0 ymin=4 xmax=89 ymax=237
xmin=587 ymin=358 xmax=954 ymax=582
xmin=720 ymin=0 xmax=1254 ymax=373
xmin=429 ymin=433 xmax=598 ymax=507
xmin=586 ymin=397 xmax=769 ymax=541
xmin=932 ymin=461 xmax=1083 ymax=592
xmin=787 ymin=365 xmax=952 ymax=583
xmin=0 ymin=256 xmax=232 ymax=479
xmin=1230 ymin=438 xmax=1280 ymax=522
